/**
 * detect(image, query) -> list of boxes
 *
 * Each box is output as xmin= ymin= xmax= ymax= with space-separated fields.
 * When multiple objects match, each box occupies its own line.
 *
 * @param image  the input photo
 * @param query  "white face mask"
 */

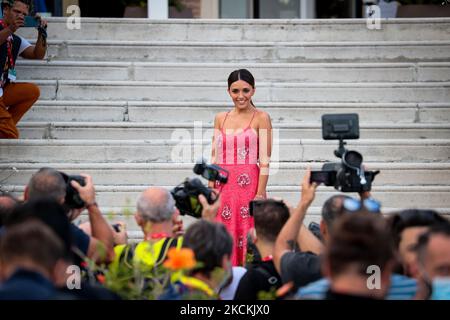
xmin=431 ymin=277 xmax=450 ymax=300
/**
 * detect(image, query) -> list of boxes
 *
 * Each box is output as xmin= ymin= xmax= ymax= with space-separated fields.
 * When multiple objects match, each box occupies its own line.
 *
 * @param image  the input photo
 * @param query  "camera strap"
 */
xmin=0 ymin=20 xmax=15 ymax=69
xmin=0 ymin=20 xmax=16 ymax=86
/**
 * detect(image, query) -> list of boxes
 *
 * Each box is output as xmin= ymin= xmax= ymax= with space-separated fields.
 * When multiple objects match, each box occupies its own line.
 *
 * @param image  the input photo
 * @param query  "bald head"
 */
xmin=27 ymin=168 xmax=66 ymax=203
xmin=136 ymin=187 xmax=176 ymax=223
xmin=321 ymin=195 xmax=353 ymax=229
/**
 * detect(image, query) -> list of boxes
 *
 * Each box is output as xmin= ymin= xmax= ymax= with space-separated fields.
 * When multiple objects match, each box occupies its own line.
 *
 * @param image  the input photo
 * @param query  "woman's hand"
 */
xmin=253 ymin=194 xmax=266 ymax=201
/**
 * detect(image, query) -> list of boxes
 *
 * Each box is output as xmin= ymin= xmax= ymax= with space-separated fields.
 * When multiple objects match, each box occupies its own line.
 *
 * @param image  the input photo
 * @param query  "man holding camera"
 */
xmin=0 ymin=0 xmax=47 ymax=138
xmin=24 ymin=168 xmax=115 ymax=265
xmin=109 ymin=187 xmax=185 ymax=274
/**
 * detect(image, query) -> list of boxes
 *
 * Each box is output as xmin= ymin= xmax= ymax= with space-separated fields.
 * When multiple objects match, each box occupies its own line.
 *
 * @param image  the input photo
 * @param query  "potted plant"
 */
xmin=394 ymin=0 xmax=450 ymax=17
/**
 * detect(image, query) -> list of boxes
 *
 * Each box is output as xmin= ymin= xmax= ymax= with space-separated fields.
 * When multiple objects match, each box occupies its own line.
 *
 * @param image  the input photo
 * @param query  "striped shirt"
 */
xmin=296 ymin=274 xmax=417 ymax=300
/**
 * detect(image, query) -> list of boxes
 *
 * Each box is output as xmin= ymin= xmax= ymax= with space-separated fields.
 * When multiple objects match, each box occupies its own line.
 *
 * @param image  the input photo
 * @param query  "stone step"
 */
xmin=30 ymin=80 xmax=450 ymax=103
xmin=45 ymin=40 xmax=450 ymax=62
xmin=16 ymin=122 xmax=450 ymax=140
xmin=2 ymin=162 xmax=450 ymax=187
xmin=15 ymin=61 xmax=450 ymax=82
xmin=22 ymin=101 xmax=450 ymax=124
xmin=16 ymin=18 xmax=450 ymax=42
xmin=4 ymin=184 xmax=450 ymax=210
xmin=1 ymin=139 xmax=449 ymax=163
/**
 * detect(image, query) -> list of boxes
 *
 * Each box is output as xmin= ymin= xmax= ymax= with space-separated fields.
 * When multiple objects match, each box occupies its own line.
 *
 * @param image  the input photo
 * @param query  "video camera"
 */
xmin=171 ymin=160 xmax=228 ymax=218
xmin=59 ymin=171 xmax=86 ymax=209
xmin=310 ymin=114 xmax=379 ymax=193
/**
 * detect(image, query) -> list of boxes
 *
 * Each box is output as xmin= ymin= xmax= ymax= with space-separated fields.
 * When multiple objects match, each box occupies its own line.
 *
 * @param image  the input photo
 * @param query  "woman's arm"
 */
xmin=256 ymin=112 xmax=272 ymax=198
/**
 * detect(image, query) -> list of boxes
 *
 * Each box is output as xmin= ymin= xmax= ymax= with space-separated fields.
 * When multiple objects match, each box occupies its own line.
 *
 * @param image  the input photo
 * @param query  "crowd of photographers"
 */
xmin=0 ymin=166 xmax=449 ymax=300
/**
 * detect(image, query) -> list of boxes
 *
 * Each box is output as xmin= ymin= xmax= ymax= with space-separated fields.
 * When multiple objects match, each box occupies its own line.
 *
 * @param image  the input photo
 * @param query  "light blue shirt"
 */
xmin=296 ymin=274 xmax=417 ymax=300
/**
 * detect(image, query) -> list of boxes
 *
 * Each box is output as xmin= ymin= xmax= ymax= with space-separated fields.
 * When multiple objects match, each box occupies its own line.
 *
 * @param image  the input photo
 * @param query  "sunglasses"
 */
xmin=343 ymin=197 xmax=381 ymax=214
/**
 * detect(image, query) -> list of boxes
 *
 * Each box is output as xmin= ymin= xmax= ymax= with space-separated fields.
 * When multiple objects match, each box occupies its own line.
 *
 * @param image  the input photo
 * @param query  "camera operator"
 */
xmin=273 ymin=168 xmax=383 ymax=293
xmin=0 ymin=0 xmax=47 ymax=138
xmin=23 ymin=168 xmax=114 ymax=265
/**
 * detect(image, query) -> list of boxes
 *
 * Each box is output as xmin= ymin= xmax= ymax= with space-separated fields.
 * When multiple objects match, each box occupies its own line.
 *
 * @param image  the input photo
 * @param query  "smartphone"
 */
xmin=310 ymin=171 xmax=334 ymax=186
xmin=24 ymin=16 xmax=39 ymax=28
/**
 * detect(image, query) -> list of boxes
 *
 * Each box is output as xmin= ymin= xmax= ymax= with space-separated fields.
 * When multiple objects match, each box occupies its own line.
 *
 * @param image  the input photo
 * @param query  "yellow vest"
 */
xmin=110 ymin=237 xmax=183 ymax=280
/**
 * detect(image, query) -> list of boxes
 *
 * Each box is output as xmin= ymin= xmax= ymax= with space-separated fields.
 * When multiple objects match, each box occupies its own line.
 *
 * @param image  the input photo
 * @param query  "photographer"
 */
xmin=0 ymin=0 xmax=47 ymax=138
xmin=24 ymin=168 xmax=115 ymax=265
xmin=234 ymin=199 xmax=290 ymax=300
xmin=273 ymin=168 xmax=382 ymax=293
xmin=109 ymin=187 xmax=185 ymax=274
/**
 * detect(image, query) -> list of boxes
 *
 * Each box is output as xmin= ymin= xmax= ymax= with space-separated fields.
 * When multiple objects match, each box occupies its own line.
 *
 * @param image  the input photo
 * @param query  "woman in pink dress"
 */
xmin=210 ymin=69 xmax=272 ymax=266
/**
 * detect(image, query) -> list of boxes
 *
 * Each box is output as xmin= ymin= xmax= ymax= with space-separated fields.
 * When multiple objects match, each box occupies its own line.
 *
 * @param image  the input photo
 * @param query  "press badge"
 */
xmin=8 ymin=68 xmax=16 ymax=81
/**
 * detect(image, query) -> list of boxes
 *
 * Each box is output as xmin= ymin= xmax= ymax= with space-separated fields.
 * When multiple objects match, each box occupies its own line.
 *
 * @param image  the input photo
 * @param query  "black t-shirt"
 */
xmin=280 ymin=251 xmax=322 ymax=291
xmin=69 ymin=224 xmax=90 ymax=265
xmin=234 ymin=260 xmax=281 ymax=300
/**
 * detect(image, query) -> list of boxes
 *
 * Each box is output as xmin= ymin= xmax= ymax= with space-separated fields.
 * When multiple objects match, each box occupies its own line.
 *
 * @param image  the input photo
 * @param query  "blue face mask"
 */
xmin=431 ymin=277 xmax=450 ymax=300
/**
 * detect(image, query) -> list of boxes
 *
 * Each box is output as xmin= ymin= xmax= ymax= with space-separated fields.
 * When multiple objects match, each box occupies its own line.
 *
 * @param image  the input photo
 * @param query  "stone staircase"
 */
xmin=0 ymin=18 xmax=449 ymax=239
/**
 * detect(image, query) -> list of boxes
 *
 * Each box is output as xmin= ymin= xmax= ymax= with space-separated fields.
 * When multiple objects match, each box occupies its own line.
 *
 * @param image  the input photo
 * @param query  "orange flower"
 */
xmin=163 ymin=248 xmax=196 ymax=271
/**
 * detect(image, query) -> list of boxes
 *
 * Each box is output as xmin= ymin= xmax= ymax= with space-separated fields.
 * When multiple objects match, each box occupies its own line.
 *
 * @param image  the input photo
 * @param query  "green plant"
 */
xmin=83 ymin=245 xmax=206 ymax=300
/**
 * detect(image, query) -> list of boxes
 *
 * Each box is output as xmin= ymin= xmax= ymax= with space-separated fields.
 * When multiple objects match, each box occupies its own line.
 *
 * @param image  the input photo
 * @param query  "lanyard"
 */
xmin=262 ymin=255 xmax=273 ymax=262
xmin=180 ymin=276 xmax=215 ymax=297
xmin=0 ymin=20 xmax=15 ymax=69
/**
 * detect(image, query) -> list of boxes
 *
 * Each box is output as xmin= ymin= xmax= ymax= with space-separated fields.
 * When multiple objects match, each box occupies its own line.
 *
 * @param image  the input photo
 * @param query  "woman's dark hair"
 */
xmin=227 ymin=69 xmax=255 ymax=89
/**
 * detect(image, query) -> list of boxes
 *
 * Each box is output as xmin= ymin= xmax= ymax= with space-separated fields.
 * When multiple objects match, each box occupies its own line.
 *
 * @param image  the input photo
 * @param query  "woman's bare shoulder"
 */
xmin=215 ymin=111 xmax=229 ymax=122
xmin=213 ymin=112 xmax=228 ymax=128
xmin=255 ymin=110 xmax=272 ymax=123
xmin=215 ymin=111 xmax=228 ymax=120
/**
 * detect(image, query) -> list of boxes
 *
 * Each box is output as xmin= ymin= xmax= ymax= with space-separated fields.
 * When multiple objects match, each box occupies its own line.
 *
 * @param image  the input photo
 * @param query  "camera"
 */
xmin=24 ymin=16 xmax=39 ymax=28
xmin=111 ymin=223 xmax=121 ymax=232
xmin=308 ymin=222 xmax=323 ymax=242
xmin=59 ymin=171 xmax=86 ymax=209
xmin=171 ymin=160 xmax=228 ymax=218
xmin=310 ymin=114 xmax=379 ymax=193
xmin=23 ymin=15 xmax=47 ymax=39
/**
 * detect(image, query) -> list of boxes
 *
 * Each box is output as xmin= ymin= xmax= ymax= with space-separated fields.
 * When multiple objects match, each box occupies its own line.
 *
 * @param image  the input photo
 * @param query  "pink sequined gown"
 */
xmin=214 ymin=111 xmax=260 ymax=266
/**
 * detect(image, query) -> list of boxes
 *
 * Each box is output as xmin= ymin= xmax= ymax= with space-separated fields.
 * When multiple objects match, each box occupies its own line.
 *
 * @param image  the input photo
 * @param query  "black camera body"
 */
xmin=59 ymin=172 xmax=86 ymax=209
xmin=171 ymin=160 xmax=228 ymax=218
xmin=310 ymin=114 xmax=379 ymax=193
